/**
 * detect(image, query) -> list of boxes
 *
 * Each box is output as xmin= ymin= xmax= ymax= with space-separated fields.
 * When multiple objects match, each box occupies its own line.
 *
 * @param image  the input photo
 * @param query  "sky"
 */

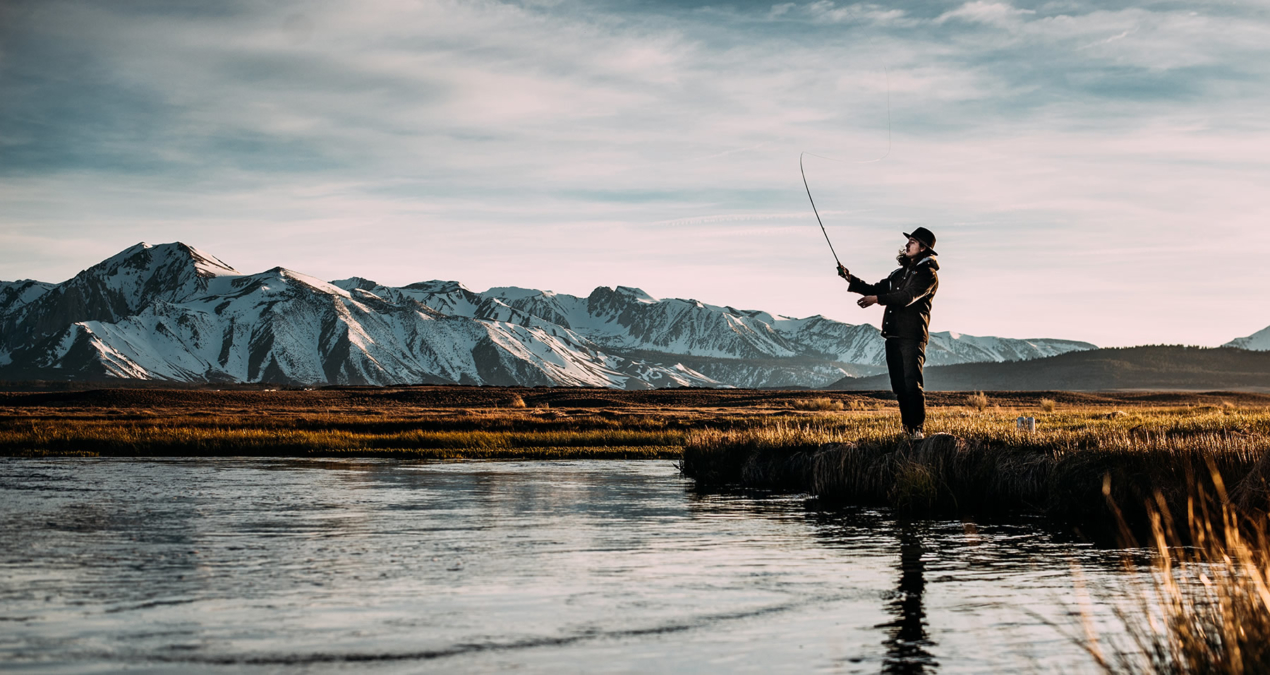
xmin=1 ymin=0 xmax=1268 ymax=347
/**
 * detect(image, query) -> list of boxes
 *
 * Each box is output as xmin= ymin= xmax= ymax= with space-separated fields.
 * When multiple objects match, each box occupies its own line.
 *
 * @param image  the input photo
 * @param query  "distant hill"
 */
xmin=825 ymin=346 xmax=1270 ymax=392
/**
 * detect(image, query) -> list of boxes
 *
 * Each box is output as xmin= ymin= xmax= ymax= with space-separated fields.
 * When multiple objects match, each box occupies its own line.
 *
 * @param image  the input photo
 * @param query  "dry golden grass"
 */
xmin=680 ymin=406 xmax=1270 ymax=529
xmin=0 ymin=419 xmax=686 ymax=458
xmin=968 ymin=391 xmax=990 ymax=412
xmin=1074 ymin=469 xmax=1270 ymax=674
xmin=791 ymin=398 xmax=846 ymax=411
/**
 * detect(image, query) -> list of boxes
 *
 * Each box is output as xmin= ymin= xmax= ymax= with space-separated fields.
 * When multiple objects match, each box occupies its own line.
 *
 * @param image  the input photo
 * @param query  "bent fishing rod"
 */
xmin=800 ymin=152 xmax=841 ymax=268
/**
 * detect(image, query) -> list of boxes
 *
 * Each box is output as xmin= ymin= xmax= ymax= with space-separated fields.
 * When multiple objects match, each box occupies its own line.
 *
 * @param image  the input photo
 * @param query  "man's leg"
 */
xmin=899 ymin=339 xmax=928 ymax=432
xmin=885 ymin=339 xmax=914 ymax=432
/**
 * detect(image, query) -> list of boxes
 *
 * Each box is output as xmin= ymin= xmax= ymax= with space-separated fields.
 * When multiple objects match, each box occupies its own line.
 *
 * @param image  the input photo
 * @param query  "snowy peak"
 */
xmin=96 ymin=242 xmax=238 ymax=281
xmin=1 ymin=243 xmax=1105 ymax=388
xmin=1225 ymin=326 xmax=1270 ymax=351
xmin=485 ymin=286 xmax=551 ymax=302
xmin=0 ymin=280 xmax=55 ymax=318
xmin=614 ymin=286 xmax=657 ymax=303
xmin=926 ymin=331 xmax=1095 ymax=366
xmin=330 ymin=277 xmax=381 ymax=292
xmin=259 ymin=267 xmax=351 ymax=298
xmin=405 ymin=280 xmax=472 ymax=294
xmin=1 ymin=242 xmax=243 ymax=351
xmin=80 ymin=241 xmax=240 ymax=309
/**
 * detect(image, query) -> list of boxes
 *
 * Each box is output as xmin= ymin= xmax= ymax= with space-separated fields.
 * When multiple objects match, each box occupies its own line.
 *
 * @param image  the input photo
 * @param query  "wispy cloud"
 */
xmin=937 ymin=1 xmax=1036 ymax=27
xmin=1 ymin=0 xmax=1268 ymax=345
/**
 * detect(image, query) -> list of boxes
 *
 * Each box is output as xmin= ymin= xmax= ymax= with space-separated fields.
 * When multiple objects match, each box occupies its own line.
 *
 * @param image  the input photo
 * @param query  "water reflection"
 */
xmin=881 ymin=523 xmax=937 ymax=674
xmin=0 ymin=459 xmax=1140 ymax=673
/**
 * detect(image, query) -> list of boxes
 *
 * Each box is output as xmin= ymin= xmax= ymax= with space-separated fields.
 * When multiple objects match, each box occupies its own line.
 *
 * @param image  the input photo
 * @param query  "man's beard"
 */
xmin=896 ymin=249 xmax=910 ymax=266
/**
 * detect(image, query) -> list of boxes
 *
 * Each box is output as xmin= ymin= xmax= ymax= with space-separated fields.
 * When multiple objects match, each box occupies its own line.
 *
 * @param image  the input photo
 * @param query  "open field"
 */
xmin=2 ymin=385 xmax=1267 ymax=460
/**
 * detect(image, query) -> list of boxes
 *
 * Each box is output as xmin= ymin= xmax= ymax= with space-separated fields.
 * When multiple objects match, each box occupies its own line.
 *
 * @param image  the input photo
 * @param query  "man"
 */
xmin=838 ymin=227 xmax=940 ymax=440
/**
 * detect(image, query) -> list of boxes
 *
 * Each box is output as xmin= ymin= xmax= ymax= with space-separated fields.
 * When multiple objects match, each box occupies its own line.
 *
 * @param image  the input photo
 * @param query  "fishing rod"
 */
xmin=801 ymin=69 xmax=891 ymax=270
xmin=800 ymin=152 xmax=841 ymax=268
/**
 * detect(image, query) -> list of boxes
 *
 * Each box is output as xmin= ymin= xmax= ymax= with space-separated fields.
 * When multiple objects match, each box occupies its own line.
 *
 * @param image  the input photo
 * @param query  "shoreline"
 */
xmin=4 ymin=387 xmax=1268 ymax=534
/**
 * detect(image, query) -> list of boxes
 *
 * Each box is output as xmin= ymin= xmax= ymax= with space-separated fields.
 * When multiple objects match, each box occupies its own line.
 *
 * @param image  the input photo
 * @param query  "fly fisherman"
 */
xmin=837 ymin=228 xmax=940 ymax=441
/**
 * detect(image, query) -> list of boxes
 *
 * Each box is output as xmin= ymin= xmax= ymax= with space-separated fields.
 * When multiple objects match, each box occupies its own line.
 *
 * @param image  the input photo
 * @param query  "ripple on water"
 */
xmin=0 ymin=458 xmax=1141 ymax=673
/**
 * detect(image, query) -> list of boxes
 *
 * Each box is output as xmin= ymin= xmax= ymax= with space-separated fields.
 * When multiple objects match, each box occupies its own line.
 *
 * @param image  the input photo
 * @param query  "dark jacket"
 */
xmin=848 ymin=255 xmax=940 ymax=343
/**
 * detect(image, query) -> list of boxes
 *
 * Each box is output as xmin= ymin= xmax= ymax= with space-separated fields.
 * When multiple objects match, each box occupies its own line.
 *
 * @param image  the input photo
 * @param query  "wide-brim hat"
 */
xmin=903 ymin=227 xmax=937 ymax=255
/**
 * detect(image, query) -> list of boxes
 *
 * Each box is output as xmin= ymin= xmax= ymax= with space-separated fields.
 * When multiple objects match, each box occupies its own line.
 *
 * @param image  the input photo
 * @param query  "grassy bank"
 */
xmin=681 ymin=405 xmax=1270 ymax=533
xmin=0 ymin=415 xmax=690 ymax=459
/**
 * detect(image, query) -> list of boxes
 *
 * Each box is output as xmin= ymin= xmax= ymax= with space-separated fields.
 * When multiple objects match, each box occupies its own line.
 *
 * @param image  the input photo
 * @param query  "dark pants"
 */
xmin=885 ymin=338 xmax=927 ymax=433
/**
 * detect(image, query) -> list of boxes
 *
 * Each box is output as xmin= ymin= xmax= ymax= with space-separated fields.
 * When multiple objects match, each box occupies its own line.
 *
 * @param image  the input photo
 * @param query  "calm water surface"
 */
xmin=0 ymin=458 xmax=1143 ymax=673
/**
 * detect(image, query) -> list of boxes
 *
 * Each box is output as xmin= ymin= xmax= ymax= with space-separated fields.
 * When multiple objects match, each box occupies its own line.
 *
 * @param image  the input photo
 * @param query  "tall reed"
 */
xmin=1084 ymin=469 xmax=1270 ymax=674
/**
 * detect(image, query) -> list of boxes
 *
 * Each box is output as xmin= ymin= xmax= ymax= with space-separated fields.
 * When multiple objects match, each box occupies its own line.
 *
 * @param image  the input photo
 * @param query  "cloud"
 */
xmin=796 ymin=2 xmax=913 ymax=26
xmin=936 ymin=1 xmax=1035 ymax=27
xmin=0 ymin=0 xmax=1268 ymax=345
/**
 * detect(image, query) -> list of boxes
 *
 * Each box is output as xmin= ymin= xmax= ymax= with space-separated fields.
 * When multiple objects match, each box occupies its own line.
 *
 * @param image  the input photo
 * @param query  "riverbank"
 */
xmin=681 ymin=403 xmax=1270 ymax=536
xmin=4 ymin=387 xmax=1269 ymax=529
xmin=2 ymin=387 xmax=1265 ymax=464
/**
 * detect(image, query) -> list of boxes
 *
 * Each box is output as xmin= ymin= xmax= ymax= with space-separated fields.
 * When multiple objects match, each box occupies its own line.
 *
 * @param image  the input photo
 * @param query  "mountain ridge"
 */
xmin=825 ymin=345 xmax=1270 ymax=392
xmin=1 ymin=242 xmax=1099 ymax=388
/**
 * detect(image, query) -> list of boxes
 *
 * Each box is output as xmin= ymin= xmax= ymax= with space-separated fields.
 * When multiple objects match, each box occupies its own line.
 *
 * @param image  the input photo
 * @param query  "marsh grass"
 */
xmin=0 ymin=422 xmax=685 ymax=458
xmin=1072 ymin=468 xmax=1270 ymax=674
xmin=681 ymin=407 xmax=1270 ymax=529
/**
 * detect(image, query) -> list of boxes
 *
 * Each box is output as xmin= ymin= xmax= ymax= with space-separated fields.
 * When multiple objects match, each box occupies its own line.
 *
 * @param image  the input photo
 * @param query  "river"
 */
xmin=0 ymin=458 xmax=1146 ymax=673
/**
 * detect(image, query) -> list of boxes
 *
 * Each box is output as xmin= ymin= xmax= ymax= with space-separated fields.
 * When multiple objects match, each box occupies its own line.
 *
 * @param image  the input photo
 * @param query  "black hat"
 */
xmin=903 ymin=227 xmax=937 ymax=255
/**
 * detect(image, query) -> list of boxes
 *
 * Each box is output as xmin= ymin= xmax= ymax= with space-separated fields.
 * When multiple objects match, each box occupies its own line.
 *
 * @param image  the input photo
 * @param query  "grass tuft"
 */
xmin=791 ymin=398 xmax=845 ymax=411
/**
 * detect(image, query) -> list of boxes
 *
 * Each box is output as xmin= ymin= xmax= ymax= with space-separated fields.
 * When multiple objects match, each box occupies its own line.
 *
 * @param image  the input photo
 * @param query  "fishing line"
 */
xmin=801 ymin=68 xmax=891 ymax=267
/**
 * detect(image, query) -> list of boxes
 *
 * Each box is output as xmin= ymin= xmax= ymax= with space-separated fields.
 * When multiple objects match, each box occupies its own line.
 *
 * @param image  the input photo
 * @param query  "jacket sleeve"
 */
xmin=877 ymin=266 xmax=936 ymax=307
xmin=848 ymin=275 xmax=888 ymax=296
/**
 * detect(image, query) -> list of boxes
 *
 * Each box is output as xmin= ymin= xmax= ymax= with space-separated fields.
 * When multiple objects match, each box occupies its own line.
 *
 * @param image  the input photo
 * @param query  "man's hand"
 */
xmin=857 ymin=295 xmax=878 ymax=308
xmin=836 ymin=264 xmax=850 ymax=280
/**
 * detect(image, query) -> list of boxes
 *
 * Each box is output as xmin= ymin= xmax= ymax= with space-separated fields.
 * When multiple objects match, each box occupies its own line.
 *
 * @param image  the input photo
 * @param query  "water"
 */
xmin=0 ymin=458 xmax=1145 ymax=673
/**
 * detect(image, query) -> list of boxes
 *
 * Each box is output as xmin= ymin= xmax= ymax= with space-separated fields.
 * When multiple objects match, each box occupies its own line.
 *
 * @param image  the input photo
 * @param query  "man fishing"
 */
xmin=837 ymin=228 xmax=939 ymax=441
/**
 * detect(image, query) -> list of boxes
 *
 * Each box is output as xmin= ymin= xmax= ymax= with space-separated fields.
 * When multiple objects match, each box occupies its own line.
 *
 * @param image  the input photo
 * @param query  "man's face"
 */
xmin=904 ymin=237 xmax=925 ymax=257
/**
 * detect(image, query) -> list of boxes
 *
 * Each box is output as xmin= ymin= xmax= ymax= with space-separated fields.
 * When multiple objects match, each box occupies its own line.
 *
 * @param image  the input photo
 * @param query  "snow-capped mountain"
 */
xmin=0 ymin=280 xmax=55 ymax=320
xmin=1225 ymin=326 xmax=1270 ymax=351
xmin=0 ymin=242 xmax=1097 ymax=387
xmin=925 ymin=331 xmax=1096 ymax=366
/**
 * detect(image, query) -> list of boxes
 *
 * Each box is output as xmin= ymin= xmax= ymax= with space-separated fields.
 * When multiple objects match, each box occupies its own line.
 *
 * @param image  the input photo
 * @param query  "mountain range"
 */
xmin=4 ymin=241 xmax=1243 ymax=389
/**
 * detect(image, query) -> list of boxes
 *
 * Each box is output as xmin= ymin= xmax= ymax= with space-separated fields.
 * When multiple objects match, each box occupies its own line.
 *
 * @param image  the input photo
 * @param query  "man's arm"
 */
xmin=843 ymin=269 xmax=887 ymax=296
xmin=877 ymin=266 xmax=936 ymax=307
